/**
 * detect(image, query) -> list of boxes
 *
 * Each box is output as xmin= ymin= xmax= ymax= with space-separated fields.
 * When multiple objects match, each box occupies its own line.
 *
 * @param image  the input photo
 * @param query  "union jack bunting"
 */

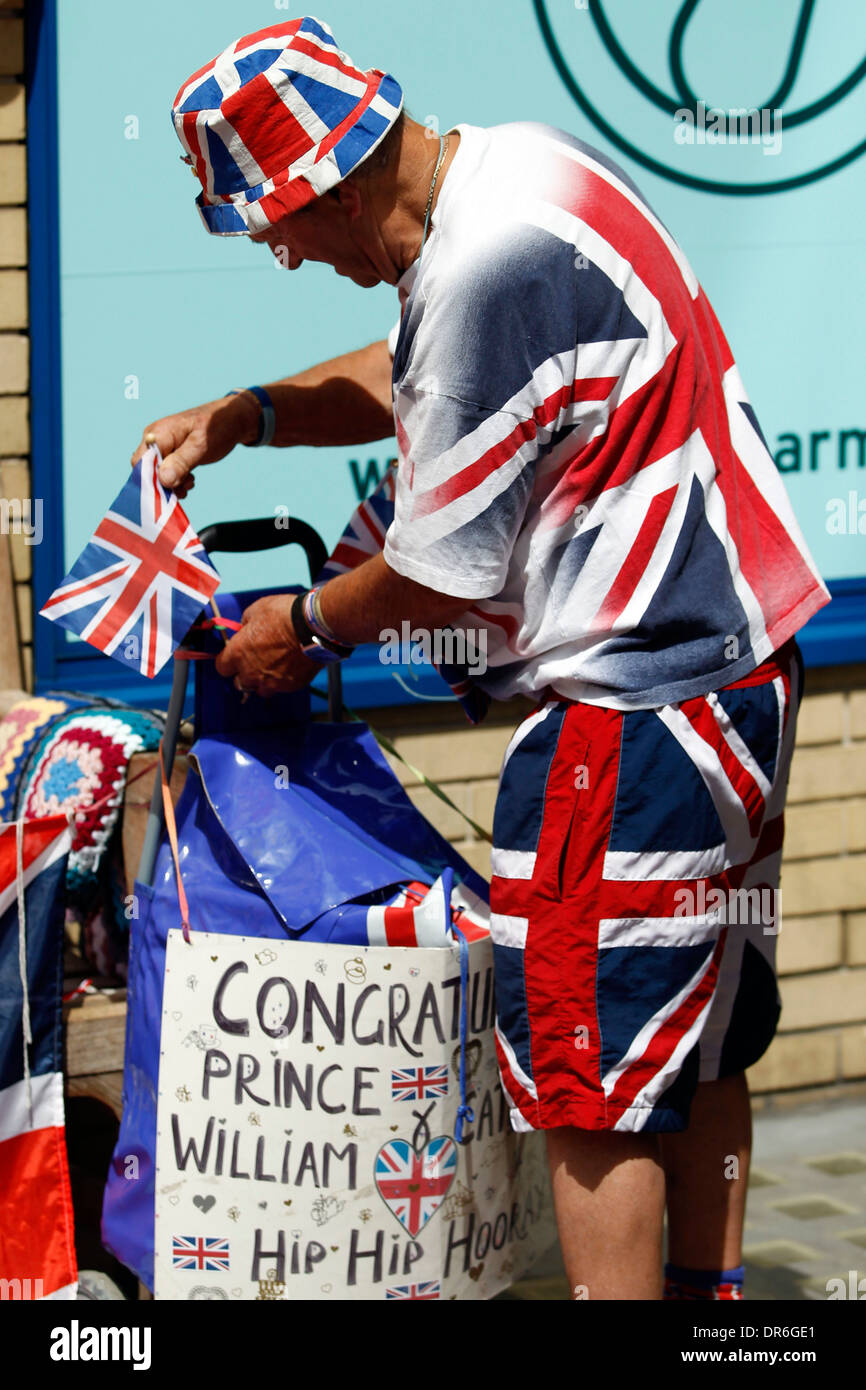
xmin=40 ymin=447 xmax=220 ymax=680
xmin=317 ymin=466 xmax=396 ymax=579
xmin=390 ymin=1066 xmax=449 ymax=1103
xmin=172 ymin=16 xmax=403 ymax=235
xmin=171 ymin=1236 xmax=231 ymax=1272
xmin=386 ymin=1281 xmax=441 ymax=1300
xmin=363 ymin=874 xmax=489 ymax=950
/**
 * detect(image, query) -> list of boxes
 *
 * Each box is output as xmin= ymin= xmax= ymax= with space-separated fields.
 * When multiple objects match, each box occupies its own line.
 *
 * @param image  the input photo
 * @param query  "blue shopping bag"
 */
xmin=102 ymin=719 xmax=488 ymax=1288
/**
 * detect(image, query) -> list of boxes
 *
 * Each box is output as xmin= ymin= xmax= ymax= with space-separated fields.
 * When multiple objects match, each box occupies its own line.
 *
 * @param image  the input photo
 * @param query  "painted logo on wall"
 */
xmin=535 ymin=0 xmax=866 ymax=194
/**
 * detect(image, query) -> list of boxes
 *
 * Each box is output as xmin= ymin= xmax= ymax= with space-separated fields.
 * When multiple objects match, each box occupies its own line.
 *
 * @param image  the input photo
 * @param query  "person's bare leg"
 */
xmin=546 ymin=1127 xmax=666 ymax=1300
xmin=660 ymin=1071 xmax=752 ymax=1270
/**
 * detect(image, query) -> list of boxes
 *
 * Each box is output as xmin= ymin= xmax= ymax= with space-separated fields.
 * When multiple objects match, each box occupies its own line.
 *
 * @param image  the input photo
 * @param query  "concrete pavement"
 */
xmin=501 ymin=1090 xmax=866 ymax=1301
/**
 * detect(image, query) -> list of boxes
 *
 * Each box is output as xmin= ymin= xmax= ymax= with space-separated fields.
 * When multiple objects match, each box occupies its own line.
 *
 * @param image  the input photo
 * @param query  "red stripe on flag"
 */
xmin=409 ymin=377 xmax=617 ymax=522
xmin=711 ymin=437 xmax=823 ymax=630
xmin=354 ymin=504 xmax=388 ymax=548
xmin=254 ymin=178 xmax=315 ymax=220
xmin=0 ymin=815 xmax=68 ymax=890
xmin=606 ymin=933 xmax=725 ymax=1113
xmin=181 ymin=110 xmax=210 ymax=193
xmin=595 ymin=815 xmax=785 ymax=923
xmin=492 ymin=1030 xmax=538 ymax=1119
xmin=146 ymin=590 xmax=159 ymax=680
xmin=224 ymin=80 xmax=315 ymax=177
xmin=234 ymin=20 xmax=304 ymax=52
xmin=330 ymin=540 xmax=378 ymax=571
xmin=288 ymin=35 xmax=369 ymax=91
xmin=0 ymin=1124 xmax=77 ymax=1298
xmin=411 ymin=417 xmax=537 ymax=521
xmin=382 ymin=904 xmax=419 ymax=947
xmin=85 ymin=505 xmax=216 ymax=653
xmin=171 ymin=19 xmax=307 ymax=107
xmin=491 ymin=702 xmax=625 ymax=1129
xmin=467 ymin=603 xmax=518 ymax=647
xmin=452 ymin=915 xmax=489 ymax=942
xmin=590 ymin=483 xmax=679 ymax=629
xmin=683 ymin=700 xmax=767 ymax=836
xmin=40 ymin=561 xmax=129 ymax=611
xmin=254 ymin=69 xmax=381 ymax=227
xmin=548 ymin=155 xmax=823 ymax=617
xmin=151 ymin=457 xmax=162 ymax=524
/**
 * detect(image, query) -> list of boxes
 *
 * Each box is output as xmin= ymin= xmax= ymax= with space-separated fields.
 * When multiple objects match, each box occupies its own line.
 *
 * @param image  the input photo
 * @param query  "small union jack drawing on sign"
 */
xmin=390 ymin=1065 xmax=449 ymax=1103
xmin=375 ymin=1137 xmax=457 ymax=1237
xmin=171 ymin=1235 xmax=230 ymax=1272
xmin=385 ymin=1281 xmax=441 ymax=1300
xmin=40 ymin=445 xmax=219 ymax=679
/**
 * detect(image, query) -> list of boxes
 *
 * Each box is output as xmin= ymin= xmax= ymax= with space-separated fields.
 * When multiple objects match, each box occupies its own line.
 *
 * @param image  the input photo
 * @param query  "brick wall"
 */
xmin=0 ymin=2 xmax=30 ymax=689
xmin=366 ymin=666 xmax=866 ymax=1098
xmin=750 ymin=666 xmax=866 ymax=1093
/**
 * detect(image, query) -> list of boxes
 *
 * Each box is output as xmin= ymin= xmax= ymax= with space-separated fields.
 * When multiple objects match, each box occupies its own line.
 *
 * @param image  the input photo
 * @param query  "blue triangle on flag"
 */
xmin=290 ymin=71 xmax=358 ymax=129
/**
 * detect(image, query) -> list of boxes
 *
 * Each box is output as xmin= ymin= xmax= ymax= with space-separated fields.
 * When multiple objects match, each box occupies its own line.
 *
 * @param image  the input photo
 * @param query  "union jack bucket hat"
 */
xmin=172 ymin=15 xmax=404 ymax=235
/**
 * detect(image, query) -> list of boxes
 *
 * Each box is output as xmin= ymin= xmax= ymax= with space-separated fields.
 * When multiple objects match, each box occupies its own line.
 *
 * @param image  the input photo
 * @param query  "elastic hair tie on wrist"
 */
xmin=309 ymin=586 xmax=338 ymax=643
xmin=303 ymin=587 xmax=349 ymax=648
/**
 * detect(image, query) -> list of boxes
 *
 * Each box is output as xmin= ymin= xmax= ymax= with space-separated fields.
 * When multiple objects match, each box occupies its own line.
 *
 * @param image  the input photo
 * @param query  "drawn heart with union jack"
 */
xmin=374 ymin=1136 xmax=457 ymax=1237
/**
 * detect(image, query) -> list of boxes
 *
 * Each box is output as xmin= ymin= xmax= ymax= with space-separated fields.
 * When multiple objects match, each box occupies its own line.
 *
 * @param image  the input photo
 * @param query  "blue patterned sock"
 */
xmin=664 ymin=1262 xmax=745 ymax=1300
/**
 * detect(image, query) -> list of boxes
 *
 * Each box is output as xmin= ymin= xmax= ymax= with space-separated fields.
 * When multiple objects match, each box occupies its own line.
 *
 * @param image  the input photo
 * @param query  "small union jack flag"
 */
xmin=171 ymin=1235 xmax=230 ymax=1272
xmin=390 ymin=1065 xmax=449 ymax=1102
xmin=386 ymin=1281 xmax=441 ymax=1300
xmin=40 ymin=446 xmax=219 ymax=679
xmin=317 ymin=466 xmax=396 ymax=580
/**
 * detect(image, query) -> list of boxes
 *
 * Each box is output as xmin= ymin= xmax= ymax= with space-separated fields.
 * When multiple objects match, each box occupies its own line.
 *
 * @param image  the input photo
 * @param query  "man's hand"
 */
xmin=131 ymin=392 xmax=260 ymax=496
xmin=214 ymin=594 xmax=319 ymax=697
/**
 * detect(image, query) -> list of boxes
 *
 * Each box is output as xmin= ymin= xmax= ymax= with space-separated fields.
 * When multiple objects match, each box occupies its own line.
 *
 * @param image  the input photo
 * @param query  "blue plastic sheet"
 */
xmin=102 ymin=720 xmax=488 ymax=1287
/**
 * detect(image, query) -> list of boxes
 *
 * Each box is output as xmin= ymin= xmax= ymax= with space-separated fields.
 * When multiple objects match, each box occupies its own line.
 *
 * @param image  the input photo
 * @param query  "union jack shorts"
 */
xmin=490 ymin=641 xmax=803 ymax=1135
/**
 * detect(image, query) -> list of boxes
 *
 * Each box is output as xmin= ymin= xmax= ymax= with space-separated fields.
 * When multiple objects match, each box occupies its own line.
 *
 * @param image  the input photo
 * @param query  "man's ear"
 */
xmin=334 ymin=178 xmax=364 ymax=220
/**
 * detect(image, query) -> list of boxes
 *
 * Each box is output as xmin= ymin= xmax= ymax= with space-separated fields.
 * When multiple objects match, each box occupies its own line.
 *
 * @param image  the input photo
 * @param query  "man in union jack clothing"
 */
xmin=133 ymin=16 xmax=830 ymax=1300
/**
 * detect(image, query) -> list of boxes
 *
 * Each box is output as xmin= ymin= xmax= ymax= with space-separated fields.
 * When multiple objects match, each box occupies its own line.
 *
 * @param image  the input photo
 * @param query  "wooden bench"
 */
xmin=64 ymin=987 xmax=128 ymax=1119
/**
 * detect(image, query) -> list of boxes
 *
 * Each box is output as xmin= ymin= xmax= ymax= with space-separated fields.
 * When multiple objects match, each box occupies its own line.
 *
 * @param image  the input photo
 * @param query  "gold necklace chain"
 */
xmin=419 ymin=134 xmax=449 ymax=256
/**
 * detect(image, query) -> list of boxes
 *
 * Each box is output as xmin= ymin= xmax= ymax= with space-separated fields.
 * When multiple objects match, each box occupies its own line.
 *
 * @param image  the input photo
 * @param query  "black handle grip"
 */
xmin=197 ymin=515 xmax=343 ymax=720
xmin=198 ymin=517 xmax=328 ymax=583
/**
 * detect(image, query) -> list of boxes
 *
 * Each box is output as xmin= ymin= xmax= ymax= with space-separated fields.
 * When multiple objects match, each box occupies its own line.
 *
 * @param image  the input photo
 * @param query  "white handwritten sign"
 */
xmin=154 ymin=930 xmax=556 ymax=1300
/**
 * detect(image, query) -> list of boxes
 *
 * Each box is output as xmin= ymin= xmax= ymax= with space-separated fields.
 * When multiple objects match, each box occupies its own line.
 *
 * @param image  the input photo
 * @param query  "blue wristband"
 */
xmin=226 ymin=385 xmax=276 ymax=447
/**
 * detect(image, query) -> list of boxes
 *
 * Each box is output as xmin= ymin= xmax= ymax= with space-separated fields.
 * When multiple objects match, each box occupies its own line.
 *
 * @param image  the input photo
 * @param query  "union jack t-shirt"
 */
xmin=383 ymin=122 xmax=829 ymax=709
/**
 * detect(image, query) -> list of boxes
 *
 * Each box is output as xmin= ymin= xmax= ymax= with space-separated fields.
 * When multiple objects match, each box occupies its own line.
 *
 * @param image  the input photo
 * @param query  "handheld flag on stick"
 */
xmin=40 ymin=446 xmax=220 ymax=679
